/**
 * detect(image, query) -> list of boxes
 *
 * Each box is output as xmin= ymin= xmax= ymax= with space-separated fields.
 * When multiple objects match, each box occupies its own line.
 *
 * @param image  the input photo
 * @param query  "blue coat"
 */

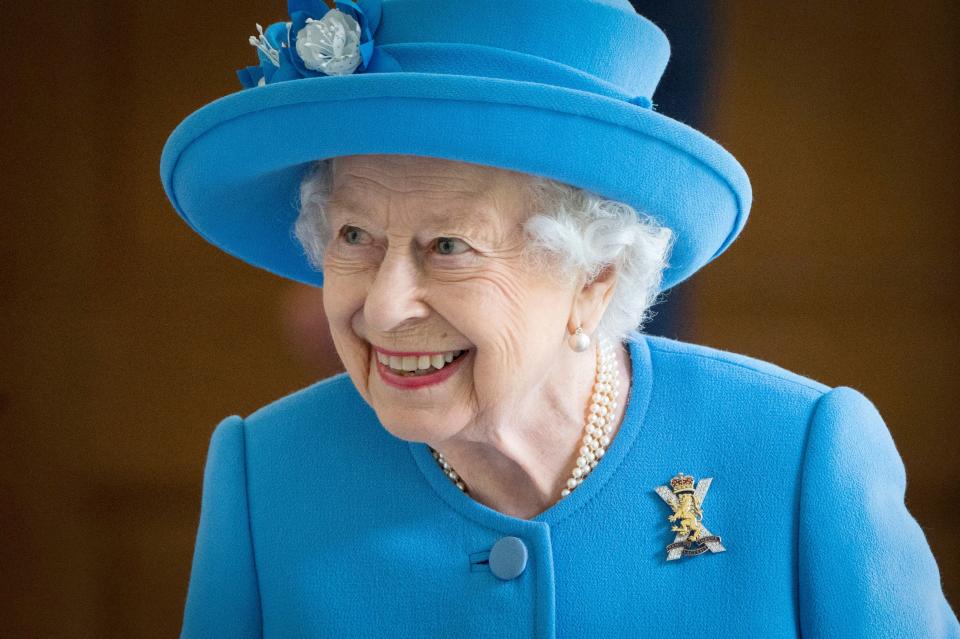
xmin=180 ymin=334 xmax=960 ymax=638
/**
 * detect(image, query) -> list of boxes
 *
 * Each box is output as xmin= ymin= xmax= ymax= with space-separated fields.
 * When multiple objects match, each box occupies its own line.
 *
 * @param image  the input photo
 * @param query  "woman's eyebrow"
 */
xmin=418 ymin=207 xmax=500 ymax=239
xmin=330 ymin=197 xmax=498 ymax=233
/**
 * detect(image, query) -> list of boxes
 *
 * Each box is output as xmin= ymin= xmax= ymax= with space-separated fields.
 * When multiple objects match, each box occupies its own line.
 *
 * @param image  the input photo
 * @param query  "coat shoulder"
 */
xmin=234 ymin=372 xmax=403 ymax=507
xmin=245 ymin=371 xmax=360 ymax=425
xmin=638 ymin=334 xmax=834 ymax=449
xmin=241 ymin=371 xmax=387 ymax=452
xmin=642 ymin=333 xmax=831 ymax=401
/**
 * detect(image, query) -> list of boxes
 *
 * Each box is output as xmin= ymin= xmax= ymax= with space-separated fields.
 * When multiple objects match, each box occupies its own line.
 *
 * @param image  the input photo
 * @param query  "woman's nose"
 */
xmin=363 ymin=247 xmax=430 ymax=333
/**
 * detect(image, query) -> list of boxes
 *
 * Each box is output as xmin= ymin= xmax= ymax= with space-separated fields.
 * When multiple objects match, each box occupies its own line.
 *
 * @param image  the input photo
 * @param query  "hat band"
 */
xmin=378 ymin=42 xmax=652 ymax=108
xmin=376 ymin=0 xmax=668 ymax=98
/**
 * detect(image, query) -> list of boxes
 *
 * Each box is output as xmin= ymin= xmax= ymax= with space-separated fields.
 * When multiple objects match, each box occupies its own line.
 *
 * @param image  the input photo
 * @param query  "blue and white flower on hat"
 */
xmin=295 ymin=9 xmax=362 ymax=75
xmin=237 ymin=0 xmax=399 ymax=88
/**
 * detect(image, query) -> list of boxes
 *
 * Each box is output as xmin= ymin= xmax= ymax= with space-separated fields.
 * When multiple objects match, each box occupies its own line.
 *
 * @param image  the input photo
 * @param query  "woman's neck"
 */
xmin=430 ymin=341 xmax=632 ymax=520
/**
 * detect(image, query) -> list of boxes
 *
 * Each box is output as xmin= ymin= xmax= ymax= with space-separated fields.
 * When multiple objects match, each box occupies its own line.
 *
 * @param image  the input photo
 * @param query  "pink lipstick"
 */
xmin=376 ymin=349 xmax=471 ymax=389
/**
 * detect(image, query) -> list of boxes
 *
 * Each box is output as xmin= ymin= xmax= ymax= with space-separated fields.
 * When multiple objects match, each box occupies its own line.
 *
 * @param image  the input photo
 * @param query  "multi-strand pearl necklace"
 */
xmin=428 ymin=334 xmax=621 ymax=500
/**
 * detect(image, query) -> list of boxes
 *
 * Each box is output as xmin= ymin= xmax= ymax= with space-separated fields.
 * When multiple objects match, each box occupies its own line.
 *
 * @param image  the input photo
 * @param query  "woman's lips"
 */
xmin=376 ymin=349 xmax=470 ymax=389
xmin=374 ymin=346 xmax=470 ymax=357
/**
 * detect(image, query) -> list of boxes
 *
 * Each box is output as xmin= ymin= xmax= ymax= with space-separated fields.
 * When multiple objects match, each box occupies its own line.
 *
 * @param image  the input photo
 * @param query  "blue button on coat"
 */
xmin=489 ymin=536 xmax=528 ymax=580
xmin=180 ymin=334 xmax=960 ymax=638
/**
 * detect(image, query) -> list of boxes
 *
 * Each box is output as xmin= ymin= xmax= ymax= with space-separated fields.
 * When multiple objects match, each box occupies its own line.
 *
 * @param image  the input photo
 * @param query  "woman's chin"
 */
xmin=374 ymin=411 xmax=462 ymax=444
xmin=362 ymin=348 xmax=475 ymax=441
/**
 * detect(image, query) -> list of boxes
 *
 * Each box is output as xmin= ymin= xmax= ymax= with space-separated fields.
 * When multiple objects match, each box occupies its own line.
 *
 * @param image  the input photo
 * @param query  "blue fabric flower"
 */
xmin=237 ymin=0 xmax=398 ymax=89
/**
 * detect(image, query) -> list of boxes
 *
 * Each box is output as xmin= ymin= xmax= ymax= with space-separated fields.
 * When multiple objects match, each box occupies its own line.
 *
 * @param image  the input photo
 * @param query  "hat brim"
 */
xmin=160 ymin=72 xmax=751 ymax=292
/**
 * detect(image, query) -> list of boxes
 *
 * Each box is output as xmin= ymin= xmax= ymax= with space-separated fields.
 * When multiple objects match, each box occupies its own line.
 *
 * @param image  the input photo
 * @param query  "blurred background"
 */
xmin=2 ymin=1 xmax=957 ymax=636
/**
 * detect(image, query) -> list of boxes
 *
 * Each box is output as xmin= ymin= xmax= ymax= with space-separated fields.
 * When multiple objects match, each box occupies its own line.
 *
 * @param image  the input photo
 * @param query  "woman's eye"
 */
xmin=434 ymin=237 xmax=470 ymax=256
xmin=340 ymin=225 xmax=369 ymax=245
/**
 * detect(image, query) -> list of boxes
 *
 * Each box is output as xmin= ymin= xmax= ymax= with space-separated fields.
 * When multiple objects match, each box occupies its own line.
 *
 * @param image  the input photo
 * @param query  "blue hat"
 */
xmin=160 ymin=0 xmax=751 ymax=292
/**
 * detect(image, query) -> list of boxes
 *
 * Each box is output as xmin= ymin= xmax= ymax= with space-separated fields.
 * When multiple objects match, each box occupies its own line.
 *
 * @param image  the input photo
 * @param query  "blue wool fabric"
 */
xmin=180 ymin=335 xmax=960 ymax=638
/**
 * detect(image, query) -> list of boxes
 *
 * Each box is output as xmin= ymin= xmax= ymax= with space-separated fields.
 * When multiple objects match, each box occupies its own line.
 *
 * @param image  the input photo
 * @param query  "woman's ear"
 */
xmin=567 ymin=262 xmax=618 ymax=335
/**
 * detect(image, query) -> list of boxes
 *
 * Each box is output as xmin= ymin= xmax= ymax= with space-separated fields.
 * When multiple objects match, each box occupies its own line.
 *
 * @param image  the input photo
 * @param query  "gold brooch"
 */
xmin=654 ymin=472 xmax=726 ymax=561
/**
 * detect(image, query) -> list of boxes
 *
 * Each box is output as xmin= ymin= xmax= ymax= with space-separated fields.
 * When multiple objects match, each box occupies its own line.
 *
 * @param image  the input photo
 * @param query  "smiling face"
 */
xmin=321 ymin=154 xmax=584 ymax=444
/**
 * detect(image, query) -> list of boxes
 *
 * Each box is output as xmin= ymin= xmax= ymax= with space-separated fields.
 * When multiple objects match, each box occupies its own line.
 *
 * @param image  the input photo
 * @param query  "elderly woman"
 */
xmin=161 ymin=0 xmax=959 ymax=637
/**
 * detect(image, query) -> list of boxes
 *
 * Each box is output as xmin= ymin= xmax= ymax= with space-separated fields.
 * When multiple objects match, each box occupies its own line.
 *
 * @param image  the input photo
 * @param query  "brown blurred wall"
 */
xmin=1 ymin=1 xmax=956 ymax=636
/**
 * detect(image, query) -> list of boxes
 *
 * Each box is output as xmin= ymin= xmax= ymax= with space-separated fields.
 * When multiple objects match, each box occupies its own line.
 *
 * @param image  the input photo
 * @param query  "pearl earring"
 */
xmin=568 ymin=325 xmax=591 ymax=352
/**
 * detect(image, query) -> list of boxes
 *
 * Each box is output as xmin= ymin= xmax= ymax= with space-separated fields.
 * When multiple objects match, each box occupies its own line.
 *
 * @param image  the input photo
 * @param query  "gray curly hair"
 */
xmin=293 ymin=157 xmax=674 ymax=345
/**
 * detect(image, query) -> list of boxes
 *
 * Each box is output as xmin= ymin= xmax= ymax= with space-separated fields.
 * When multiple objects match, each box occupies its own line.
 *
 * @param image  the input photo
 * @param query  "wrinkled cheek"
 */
xmin=322 ymin=277 xmax=369 ymax=377
xmin=320 ymin=282 xmax=349 ymax=340
xmin=468 ymin=350 xmax=513 ymax=412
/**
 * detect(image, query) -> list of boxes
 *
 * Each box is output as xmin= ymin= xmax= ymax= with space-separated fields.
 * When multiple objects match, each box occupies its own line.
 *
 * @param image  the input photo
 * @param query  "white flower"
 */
xmin=295 ymin=10 xmax=362 ymax=76
xmin=248 ymin=23 xmax=281 ymax=67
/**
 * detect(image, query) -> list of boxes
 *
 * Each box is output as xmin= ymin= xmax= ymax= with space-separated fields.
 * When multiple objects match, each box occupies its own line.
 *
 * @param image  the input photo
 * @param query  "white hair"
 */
xmin=293 ymin=157 xmax=674 ymax=345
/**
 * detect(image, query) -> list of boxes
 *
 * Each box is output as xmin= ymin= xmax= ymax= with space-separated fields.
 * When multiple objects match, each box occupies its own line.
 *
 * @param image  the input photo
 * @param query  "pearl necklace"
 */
xmin=428 ymin=334 xmax=621 ymax=500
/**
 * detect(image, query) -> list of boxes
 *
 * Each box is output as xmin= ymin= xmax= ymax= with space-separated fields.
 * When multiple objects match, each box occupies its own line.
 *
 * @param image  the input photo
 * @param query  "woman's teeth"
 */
xmin=377 ymin=350 xmax=467 ymax=376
